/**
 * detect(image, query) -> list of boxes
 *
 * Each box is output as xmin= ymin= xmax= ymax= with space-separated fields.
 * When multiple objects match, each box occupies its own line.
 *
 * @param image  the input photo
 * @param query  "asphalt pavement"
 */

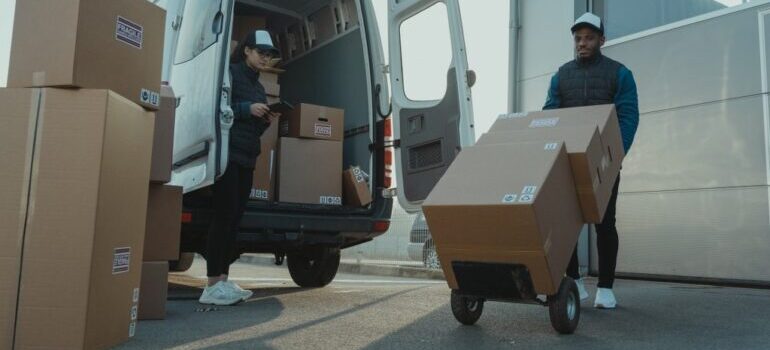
xmin=115 ymin=258 xmax=770 ymax=350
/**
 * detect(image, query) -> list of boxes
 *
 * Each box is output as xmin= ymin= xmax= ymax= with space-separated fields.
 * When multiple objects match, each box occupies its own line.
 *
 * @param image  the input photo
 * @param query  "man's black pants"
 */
xmin=206 ymin=162 xmax=254 ymax=277
xmin=567 ymin=175 xmax=620 ymax=289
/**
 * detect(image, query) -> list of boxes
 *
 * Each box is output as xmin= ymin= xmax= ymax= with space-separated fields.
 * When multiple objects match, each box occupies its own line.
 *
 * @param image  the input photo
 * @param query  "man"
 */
xmin=543 ymin=13 xmax=639 ymax=309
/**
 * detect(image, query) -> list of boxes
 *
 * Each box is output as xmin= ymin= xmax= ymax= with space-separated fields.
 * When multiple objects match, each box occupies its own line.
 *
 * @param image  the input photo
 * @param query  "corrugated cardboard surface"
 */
xmin=150 ymin=86 xmax=176 ymax=183
xmin=8 ymin=0 xmax=165 ymax=110
xmin=251 ymin=122 xmax=279 ymax=201
xmin=478 ymin=125 xmax=608 ymax=223
xmin=138 ymin=261 xmax=169 ymax=320
xmin=343 ymin=167 xmax=373 ymax=207
xmin=259 ymin=71 xmax=280 ymax=86
xmin=143 ymin=184 xmax=182 ymax=262
xmin=277 ymin=138 xmax=343 ymax=205
xmin=14 ymin=89 xmax=154 ymax=349
xmin=423 ymin=142 xmax=583 ymax=295
xmin=280 ymin=103 xmax=344 ymax=141
xmin=262 ymin=80 xmax=281 ymax=97
xmin=0 ymin=89 xmax=40 ymax=350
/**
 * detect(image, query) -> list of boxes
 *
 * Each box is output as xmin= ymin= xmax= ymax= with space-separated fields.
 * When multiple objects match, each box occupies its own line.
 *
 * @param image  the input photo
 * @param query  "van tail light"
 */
xmin=383 ymin=117 xmax=394 ymax=189
xmin=373 ymin=220 xmax=390 ymax=233
xmin=181 ymin=212 xmax=192 ymax=223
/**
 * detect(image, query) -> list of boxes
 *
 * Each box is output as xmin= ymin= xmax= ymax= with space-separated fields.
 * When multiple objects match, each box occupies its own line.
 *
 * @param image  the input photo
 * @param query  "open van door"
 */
xmin=388 ymin=0 xmax=475 ymax=213
xmin=166 ymin=0 xmax=233 ymax=193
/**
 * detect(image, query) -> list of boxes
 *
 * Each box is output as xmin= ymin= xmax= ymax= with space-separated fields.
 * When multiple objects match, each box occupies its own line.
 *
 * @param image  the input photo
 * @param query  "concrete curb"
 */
xmin=238 ymin=255 xmax=446 ymax=281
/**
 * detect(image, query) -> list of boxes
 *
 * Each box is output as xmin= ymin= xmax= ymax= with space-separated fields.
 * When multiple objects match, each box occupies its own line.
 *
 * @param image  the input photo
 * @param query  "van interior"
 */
xmin=190 ymin=0 xmax=384 ymax=214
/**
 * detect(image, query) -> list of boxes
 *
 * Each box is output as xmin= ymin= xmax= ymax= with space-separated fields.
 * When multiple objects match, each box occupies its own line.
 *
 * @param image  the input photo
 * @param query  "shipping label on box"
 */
xmin=116 ymin=16 xmax=144 ymax=49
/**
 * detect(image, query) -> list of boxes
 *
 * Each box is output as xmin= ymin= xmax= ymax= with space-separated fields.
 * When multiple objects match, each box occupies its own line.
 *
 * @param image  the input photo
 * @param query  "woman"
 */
xmin=199 ymin=30 xmax=281 ymax=306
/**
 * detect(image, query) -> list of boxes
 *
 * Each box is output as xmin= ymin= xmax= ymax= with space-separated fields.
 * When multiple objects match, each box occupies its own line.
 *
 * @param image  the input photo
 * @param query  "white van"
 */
xmin=157 ymin=0 xmax=475 ymax=287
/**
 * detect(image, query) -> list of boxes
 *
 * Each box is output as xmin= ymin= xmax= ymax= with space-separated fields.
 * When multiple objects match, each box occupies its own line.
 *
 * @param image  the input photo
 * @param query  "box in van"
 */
xmin=280 ymin=103 xmax=344 ymax=141
xmin=277 ymin=137 xmax=343 ymax=205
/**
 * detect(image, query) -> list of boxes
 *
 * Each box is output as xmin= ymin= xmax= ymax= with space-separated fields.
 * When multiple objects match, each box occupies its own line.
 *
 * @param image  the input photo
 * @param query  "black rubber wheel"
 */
xmin=169 ymin=252 xmax=195 ymax=272
xmin=422 ymin=240 xmax=441 ymax=270
xmin=450 ymin=290 xmax=484 ymax=325
xmin=547 ymin=277 xmax=581 ymax=334
xmin=287 ymin=248 xmax=341 ymax=288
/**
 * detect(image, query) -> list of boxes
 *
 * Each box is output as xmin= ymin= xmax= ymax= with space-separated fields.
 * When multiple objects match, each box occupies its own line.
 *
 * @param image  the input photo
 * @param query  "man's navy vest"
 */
xmin=557 ymin=54 xmax=622 ymax=108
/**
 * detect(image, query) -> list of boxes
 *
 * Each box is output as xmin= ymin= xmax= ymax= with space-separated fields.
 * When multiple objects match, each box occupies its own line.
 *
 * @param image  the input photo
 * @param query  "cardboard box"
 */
xmin=14 ymin=89 xmax=154 ymax=349
xmin=138 ymin=261 xmax=169 ymax=320
xmin=251 ymin=122 xmax=280 ymax=201
xmin=232 ymin=16 xmax=267 ymax=42
xmin=476 ymin=125 xmax=609 ymax=223
xmin=267 ymin=96 xmax=281 ymax=105
xmin=343 ymin=166 xmax=373 ymax=207
xmin=8 ymin=0 xmax=165 ymax=110
xmin=280 ymin=103 xmax=345 ymax=141
xmin=262 ymin=80 xmax=281 ymax=97
xmin=0 ymin=89 xmax=40 ymax=350
xmin=423 ymin=141 xmax=583 ymax=296
xmin=259 ymin=69 xmax=282 ymax=86
xmin=144 ymin=184 xmax=183 ymax=261
xmin=277 ymin=138 xmax=343 ymax=205
xmin=492 ymin=104 xmax=625 ymax=178
xmin=150 ymin=86 xmax=176 ymax=183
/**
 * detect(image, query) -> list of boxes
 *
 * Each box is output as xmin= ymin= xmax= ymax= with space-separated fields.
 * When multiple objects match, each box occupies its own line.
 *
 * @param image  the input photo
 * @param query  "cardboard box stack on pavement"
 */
xmin=138 ymin=262 xmax=170 ymax=320
xmin=423 ymin=142 xmax=584 ymax=296
xmin=7 ymin=0 xmax=165 ymax=110
xmin=143 ymin=184 xmax=183 ymax=262
xmin=2 ymin=89 xmax=154 ymax=349
xmin=150 ymin=86 xmax=177 ymax=184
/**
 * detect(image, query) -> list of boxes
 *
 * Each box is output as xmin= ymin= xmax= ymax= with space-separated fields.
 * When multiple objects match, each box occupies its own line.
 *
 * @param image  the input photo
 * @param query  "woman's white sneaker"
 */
xmin=225 ymin=281 xmax=253 ymax=301
xmin=594 ymin=288 xmax=617 ymax=309
xmin=199 ymin=281 xmax=243 ymax=306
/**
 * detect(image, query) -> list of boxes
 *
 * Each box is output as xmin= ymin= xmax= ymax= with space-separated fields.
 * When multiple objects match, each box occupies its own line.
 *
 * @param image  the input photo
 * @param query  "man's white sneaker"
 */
xmin=594 ymin=288 xmax=617 ymax=309
xmin=575 ymin=278 xmax=590 ymax=301
xmin=225 ymin=281 xmax=253 ymax=301
xmin=199 ymin=281 xmax=243 ymax=306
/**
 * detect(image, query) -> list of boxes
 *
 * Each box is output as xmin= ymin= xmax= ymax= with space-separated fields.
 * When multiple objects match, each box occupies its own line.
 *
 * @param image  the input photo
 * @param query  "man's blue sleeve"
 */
xmin=543 ymin=73 xmax=561 ymax=110
xmin=614 ymin=66 xmax=639 ymax=153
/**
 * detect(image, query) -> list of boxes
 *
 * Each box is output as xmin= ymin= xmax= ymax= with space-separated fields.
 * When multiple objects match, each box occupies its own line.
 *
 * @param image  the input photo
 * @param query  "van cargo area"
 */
xmin=179 ymin=0 xmax=392 ymax=261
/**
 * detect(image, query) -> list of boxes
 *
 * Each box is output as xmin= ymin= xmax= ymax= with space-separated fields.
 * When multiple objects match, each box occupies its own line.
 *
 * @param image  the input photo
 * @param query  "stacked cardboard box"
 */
xmin=423 ymin=105 xmax=623 ymax=297
xmin=277 ymin=104 xmax=345 ymax=205
xmin=1 ymin=1 xmax=166 ymax=348
xmin=343 ymin=166 xmax=373 ymax=207
xmin=250 ymin=66 xmax=285 ymax=201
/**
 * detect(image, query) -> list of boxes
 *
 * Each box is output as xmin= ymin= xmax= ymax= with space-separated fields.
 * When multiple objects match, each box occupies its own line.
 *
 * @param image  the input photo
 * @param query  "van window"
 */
xmin=174 ymin=0 xmax=223 ymax=64
xmin=399 ymin=2 xmax=452 ymax=101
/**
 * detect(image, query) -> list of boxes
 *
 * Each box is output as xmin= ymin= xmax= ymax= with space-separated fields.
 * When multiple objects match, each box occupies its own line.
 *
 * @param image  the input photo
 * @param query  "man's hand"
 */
xmin=249 ymin=103 xmax=270 ymax=118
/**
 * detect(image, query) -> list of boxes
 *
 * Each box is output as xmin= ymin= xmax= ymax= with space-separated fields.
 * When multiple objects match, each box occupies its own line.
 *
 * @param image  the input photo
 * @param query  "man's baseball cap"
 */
xmin=571 ymin=12 xmax=604 ymax=35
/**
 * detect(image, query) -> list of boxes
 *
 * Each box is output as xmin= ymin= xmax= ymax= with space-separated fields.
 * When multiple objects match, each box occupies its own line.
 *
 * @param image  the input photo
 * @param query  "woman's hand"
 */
xmin=249 ymin=103 xmax=270 ymax=118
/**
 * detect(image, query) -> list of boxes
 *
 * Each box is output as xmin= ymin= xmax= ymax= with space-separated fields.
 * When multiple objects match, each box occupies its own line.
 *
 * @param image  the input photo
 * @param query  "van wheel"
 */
xmin=287 ymin=248 xmax=341 ymax=288
xmin=169 ymin=252 xmax=195 ymax=272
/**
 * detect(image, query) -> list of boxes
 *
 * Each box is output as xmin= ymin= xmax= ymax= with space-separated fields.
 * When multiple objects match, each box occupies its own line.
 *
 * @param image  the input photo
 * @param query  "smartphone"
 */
xmin=268 ymin=100 xmax=294 ymax=115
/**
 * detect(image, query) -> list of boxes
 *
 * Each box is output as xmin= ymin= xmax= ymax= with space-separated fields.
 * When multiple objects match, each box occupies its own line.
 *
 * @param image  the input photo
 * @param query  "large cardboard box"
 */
xmin=492 ymin=104 xmax=625 ymax=177
xmin=262 ymin=80 xmax=281 ymax=97
xmin=251 ymin=122 xmax=280 ymax=201
xmin=138 ymin=261 xmax=169 ymax=320
xmin=280 ymin=103 xmax=345 ymax=141
xmin=476 ymin=125 xmax=609 ymax=223
xmin=0 ymin=89 xmax=40 ymax=350
xmin=144 ymin=184 xmax=183 ymax=262
xmin=7 ymin=0 xmax=165 ymax=110
xmin=277 ymin=138 xmax=343 ymax=205
xmin=14 ymin=89 xmax=154 ymax=349
xmin=423 ymin=141 xmax=583 ymax=296
xmin=150 ymin=86 xmax=176 ymax=183
xmin=343 ymin=166 xmax=373 ymax=207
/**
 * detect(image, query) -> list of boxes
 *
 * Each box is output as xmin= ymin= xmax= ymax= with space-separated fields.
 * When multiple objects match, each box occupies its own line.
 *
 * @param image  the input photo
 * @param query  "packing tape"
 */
xmin=32 ymin=71 xmax=46 ymax=86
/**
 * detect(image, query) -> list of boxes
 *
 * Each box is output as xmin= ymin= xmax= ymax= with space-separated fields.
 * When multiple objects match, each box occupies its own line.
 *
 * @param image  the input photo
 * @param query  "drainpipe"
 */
xmin=508 ymin=0 xmax=521 ymax=113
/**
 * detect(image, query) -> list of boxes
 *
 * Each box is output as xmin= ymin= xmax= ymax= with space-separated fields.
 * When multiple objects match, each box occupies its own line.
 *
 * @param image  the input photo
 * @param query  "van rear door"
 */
xmin=166 ymin=0 xmax=233 ymax=193
xmin=388 ymin=0 xmax=475 ymax=213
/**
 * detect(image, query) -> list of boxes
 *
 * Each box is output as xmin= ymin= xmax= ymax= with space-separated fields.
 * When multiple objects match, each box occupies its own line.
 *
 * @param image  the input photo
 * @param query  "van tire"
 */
xmin=287 ymin=248 xmax=341 ymax=288
xmin=169 ymin=252 xmax=195 ymax=272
